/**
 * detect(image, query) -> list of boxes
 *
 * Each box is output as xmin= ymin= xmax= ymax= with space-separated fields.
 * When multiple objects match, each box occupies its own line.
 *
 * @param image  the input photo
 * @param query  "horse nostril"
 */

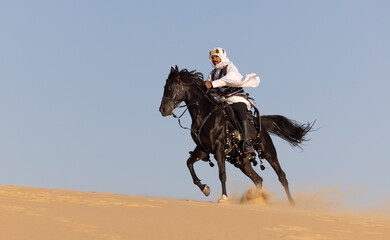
xmin=159 ymin=106 xmax=166 ymax=114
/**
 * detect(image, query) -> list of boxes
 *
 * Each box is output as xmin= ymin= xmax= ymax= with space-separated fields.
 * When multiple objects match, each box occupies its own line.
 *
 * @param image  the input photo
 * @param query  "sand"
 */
xmin=0 ymin=185 xmax=389 ymax=240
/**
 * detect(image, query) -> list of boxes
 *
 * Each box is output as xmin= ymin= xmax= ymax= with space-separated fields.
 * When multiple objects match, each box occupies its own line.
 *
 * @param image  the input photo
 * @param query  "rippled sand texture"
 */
xmin=0 ymin=185 xmax=389 ymax=240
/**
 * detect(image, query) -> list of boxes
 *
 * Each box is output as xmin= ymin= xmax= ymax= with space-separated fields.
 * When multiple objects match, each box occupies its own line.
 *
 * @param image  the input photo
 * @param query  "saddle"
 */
xmin=197 ymin=98 xmax=264 ymax=169
xmin=223 ymin=101 xmax=262 ymax=157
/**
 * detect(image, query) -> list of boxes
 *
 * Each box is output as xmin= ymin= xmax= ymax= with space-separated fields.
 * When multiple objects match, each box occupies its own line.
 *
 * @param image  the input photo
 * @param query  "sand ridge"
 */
xmin=0 ymin=185 xmax=389 ymax=240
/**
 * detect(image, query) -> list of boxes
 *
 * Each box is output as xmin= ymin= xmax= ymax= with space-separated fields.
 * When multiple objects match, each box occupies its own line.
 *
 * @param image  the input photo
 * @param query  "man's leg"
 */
xmin=230 ymin=102 xmax=254 ymax=153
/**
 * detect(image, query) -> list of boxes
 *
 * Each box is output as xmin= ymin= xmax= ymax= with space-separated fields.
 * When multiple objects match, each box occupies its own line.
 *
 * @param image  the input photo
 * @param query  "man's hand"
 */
xmin=205 ymin=81 xmax=213 ymax=89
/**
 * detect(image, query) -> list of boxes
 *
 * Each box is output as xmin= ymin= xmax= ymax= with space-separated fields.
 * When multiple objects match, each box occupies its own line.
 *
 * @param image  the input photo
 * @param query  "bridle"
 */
xmin=162 ymin=78 xmax=185 ymax=108
xmin=163 ymin=76 xmax=209 ymax=129
xmin=162 ymin=81 xmax=192 ymax=130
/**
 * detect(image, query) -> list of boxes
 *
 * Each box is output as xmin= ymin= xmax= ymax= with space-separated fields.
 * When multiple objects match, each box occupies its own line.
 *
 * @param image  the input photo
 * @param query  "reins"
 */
xmin=169 ymin=78 xmax=212 ymax=130
xmin=172 ymin=107 xmax=190 ymax=130
xmin=172 ymin=89 xmax=214 ymax=132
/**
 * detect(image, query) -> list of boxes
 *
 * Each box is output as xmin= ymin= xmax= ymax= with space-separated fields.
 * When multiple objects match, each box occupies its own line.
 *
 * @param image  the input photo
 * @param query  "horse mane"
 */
xmin=179 ymin=68 xmax=220 ymax=105
xmin=179 ymin=69 xmax=205 ymax=87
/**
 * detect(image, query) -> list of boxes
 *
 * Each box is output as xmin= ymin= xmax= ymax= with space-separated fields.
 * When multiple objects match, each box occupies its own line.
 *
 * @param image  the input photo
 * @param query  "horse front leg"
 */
xmin=214 ymin=145 xmax=228 ymax=203
xmin=186 ymin=147 xmax=210 ymax=196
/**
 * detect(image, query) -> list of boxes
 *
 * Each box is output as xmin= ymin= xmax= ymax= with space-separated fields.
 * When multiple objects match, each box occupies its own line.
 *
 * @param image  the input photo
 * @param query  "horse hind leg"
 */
xmin=265 ymin=152 xmax=295 ymax=206
xmin=260 ymin=131 xmax=295 ymax=206
xmin=186 ymin=148 xmax=210 ymax=196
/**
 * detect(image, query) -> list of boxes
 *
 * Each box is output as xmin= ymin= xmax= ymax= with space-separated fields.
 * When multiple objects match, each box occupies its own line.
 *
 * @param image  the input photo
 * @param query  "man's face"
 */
xmin=211 ymin=55 xmax=221 ymax=66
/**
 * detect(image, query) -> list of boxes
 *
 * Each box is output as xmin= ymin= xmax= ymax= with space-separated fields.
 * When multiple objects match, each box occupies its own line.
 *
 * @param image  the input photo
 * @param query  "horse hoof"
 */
xmin=202 ymin=185 xmax=210 ymax=196
xmin=218 ymin=194 xmax=228 ymax=204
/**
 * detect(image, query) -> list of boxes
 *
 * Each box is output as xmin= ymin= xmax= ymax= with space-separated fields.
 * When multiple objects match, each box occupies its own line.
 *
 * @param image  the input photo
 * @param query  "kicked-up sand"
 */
xmin=0 ymin=185 xmax=389 ymax=240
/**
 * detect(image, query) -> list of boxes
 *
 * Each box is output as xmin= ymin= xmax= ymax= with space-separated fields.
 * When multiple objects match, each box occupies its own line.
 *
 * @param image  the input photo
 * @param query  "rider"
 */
xmin=205 ymin=47 xmax=260 ymax=153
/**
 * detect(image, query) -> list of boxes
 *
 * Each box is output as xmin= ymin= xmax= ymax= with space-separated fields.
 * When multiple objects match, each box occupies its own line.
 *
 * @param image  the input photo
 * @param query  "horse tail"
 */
xmin=260 ymin=115 xmax=314 ymax=148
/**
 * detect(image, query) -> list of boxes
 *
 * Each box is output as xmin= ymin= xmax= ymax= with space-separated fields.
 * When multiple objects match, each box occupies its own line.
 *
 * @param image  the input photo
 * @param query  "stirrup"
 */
xmin=243 ymin=141 xmax=255 ymax=154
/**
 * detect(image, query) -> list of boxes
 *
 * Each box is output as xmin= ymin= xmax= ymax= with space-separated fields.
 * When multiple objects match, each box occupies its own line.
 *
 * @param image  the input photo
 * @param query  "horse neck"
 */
xmin=184 ymin=87 xmax=215 ymax=123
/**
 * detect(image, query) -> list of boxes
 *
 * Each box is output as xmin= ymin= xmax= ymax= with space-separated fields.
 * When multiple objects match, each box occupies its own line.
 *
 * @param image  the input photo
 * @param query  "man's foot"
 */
xmin=243 ymin=141 xmax=255 ymax=154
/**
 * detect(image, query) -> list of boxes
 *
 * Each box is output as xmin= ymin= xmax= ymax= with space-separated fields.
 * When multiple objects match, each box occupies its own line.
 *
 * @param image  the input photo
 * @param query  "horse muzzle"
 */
xmin=159 ymin=100 xmax=175 ymax=117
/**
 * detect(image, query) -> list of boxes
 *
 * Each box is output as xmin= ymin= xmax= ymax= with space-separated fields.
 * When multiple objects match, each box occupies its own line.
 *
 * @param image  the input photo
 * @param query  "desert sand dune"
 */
xmin=0 ymin=185 xmax=389 ymax=240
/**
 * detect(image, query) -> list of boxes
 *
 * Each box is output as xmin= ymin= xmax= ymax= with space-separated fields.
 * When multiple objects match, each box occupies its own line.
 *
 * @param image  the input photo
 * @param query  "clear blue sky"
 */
xmin=1 ymin=0 xmax=389 ymax=209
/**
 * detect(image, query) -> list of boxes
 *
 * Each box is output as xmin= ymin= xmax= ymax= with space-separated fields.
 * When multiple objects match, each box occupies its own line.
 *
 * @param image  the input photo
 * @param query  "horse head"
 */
xmin=159 ymin=65 xmax=187 ymax=116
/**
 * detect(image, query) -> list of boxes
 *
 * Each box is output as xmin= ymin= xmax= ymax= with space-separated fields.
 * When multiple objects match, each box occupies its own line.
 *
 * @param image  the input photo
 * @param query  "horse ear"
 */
xmin=170 ymin=66 xmax=175 ymax=73
xmin=175 ymin=65 xmax=179 ymax=73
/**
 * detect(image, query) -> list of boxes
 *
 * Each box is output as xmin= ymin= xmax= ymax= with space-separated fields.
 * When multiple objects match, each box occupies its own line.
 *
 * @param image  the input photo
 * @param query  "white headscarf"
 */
xmin=209 ymin=47 xmax=231 ymax=69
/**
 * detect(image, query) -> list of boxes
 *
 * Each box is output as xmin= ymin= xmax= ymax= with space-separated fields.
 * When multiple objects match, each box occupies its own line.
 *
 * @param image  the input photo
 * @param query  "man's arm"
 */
xmin=205 ymin=71 xmax=213 ymax=88
xmin=211 ymin=64 xmax=243 ymax=88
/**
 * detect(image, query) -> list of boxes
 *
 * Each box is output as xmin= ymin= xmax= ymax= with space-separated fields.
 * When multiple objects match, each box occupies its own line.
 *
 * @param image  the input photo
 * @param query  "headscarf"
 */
xmin=209 ymin=47 xmax=231 ymax=69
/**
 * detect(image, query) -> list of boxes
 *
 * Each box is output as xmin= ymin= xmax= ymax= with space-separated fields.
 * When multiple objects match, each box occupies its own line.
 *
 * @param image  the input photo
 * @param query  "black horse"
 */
xmin=159 ymin=66 xmax=312 ymax=205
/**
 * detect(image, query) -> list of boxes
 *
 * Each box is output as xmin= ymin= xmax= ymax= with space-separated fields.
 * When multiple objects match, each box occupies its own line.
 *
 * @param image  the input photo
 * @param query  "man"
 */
xmin=205 ymin=47 xmax=260 ymax=153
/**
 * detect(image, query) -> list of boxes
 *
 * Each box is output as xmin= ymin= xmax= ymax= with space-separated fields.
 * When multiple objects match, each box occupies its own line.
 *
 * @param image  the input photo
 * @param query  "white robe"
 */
xmin=206 ymin=60 xmax=260 ymax=110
